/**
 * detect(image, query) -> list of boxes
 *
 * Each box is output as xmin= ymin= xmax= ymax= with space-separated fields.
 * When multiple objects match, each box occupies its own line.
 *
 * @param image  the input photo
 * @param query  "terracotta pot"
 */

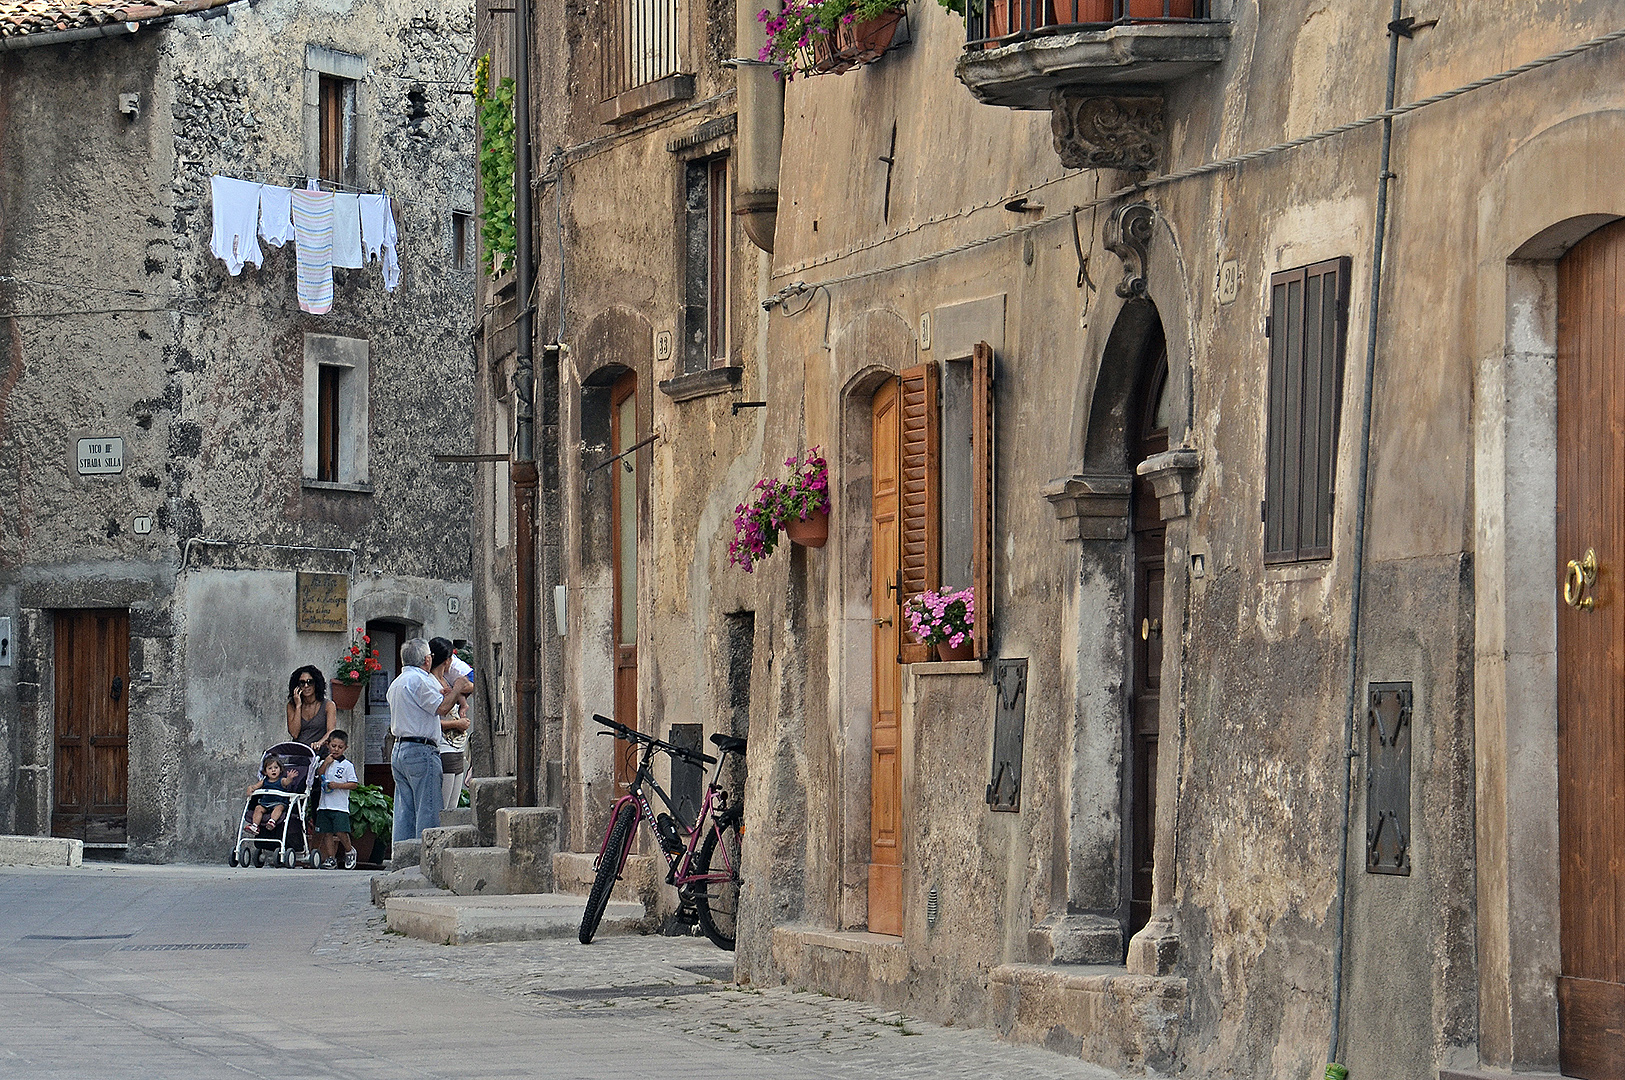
xmin=1046 ymin=0 xmax=1113 ymax=25
xmin=834 ymin=8 xmax=903 ymax=66
xmin=785 ymin=508 xmax=829 ymax=548
xmin=936 ymin=640 xmax=976 ymax=662
xmin=1126 ymin=0 xmax=1194 ymax=17
xmin=330 ymin=680 xmax=363 ymax=710
xmin=808 ymin=31 xmax=842 ymax=74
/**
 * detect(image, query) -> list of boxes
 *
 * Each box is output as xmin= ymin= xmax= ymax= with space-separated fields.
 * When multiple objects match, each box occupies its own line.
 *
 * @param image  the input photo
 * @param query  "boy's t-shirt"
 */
xmin=319 ymin=757 xmax=358 ymax=812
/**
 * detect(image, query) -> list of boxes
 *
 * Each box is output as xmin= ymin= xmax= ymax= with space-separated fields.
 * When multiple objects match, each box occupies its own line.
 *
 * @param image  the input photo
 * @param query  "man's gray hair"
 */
xmin=401 ymin=637 xmax=431 ymax=668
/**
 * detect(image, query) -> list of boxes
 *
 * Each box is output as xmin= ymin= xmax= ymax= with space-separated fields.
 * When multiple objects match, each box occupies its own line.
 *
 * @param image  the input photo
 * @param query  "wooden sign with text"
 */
xmin=296 ymin=573 xmax=349 ymax=632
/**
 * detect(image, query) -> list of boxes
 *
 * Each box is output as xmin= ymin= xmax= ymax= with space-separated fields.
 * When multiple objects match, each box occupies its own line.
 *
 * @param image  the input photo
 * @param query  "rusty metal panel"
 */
xmin=987 ymin=659 xmax=1027 ymax=813
xmin=1366 ymin=682 xmax=1412 ymax=876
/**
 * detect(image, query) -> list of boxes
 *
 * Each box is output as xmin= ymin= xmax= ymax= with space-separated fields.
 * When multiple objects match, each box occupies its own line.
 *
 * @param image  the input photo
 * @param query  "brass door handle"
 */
xmin=874 ymin=617 xmax=892 ymax=627
xmin=1565 ymin=549 xmax=1598 ymax=611
xmin=1141 ymin=618 xmax=1162 ymax=641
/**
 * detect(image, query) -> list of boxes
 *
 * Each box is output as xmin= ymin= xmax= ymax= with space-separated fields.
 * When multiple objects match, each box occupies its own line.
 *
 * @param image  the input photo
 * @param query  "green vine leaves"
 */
xmin=474 ymin=55 xmax=517 ymax=277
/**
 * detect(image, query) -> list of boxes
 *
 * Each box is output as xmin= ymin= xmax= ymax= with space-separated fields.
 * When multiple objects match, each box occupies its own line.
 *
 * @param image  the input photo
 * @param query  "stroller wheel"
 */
xmin=229 ymin=849 xmax=238 ymax=867
xmin=253 ymin=847 xmax=265 ymax=868
xmin=282 ymin=848 xmax=297 ymax=869
xmin=306 ymin=849 xmax=321 ymax=870
xmin=237 ymin=840 xmax=254 ymax=867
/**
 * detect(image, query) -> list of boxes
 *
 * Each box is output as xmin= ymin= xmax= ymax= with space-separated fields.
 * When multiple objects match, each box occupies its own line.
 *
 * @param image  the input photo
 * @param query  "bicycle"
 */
xmin=578 ymin=713 xmax=745 ymax=951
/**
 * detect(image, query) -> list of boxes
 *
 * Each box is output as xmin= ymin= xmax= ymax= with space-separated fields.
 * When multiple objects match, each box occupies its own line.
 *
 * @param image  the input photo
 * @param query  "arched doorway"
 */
xmin=1556 ymin=216 xmax=1625 ymax=1078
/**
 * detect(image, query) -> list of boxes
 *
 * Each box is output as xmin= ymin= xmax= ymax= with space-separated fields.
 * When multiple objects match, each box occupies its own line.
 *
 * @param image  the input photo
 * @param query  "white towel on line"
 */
xmin=332 ymin=193 xmax=364 ymax=269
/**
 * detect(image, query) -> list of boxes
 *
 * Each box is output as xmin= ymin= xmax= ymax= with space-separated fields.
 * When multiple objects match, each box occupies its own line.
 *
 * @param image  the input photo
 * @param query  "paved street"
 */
xmin=0 ymin=863 xmax=1120 ymax=1080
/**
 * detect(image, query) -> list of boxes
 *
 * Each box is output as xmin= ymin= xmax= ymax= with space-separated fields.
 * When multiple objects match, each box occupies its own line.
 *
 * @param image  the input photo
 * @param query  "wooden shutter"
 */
xmin=898 ymin=362 xmax=940 ymax=664
xmin=1264 ymin=257 xmax=1349 ymax=562
xmin=972 ymin=342 xmax=995 ymax=659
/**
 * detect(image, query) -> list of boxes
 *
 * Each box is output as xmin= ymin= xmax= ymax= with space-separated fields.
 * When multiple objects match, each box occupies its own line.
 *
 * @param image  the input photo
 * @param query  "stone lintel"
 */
xmin=1042 ymin=474 xmax=1131 ymax=541
xmin=1135 ymin=447 xmax=1200 ymax=521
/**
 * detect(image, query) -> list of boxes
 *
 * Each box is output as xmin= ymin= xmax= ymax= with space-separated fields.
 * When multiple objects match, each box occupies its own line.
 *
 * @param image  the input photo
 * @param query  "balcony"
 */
xmin=955 ymin=1 xmax=1230 ymax=127
xmin=597 ymin=0 xmax=694 ymax=124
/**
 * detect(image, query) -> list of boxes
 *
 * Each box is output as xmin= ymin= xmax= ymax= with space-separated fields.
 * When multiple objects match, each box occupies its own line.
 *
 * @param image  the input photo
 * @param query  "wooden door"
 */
xmin=611 ymin=372 xmax=640 ymax=790
xmin=53 ymin=609 xmax=129 ymax=844
xmin=1557 ymin=218 xmax=1625 ymax=1079
xmin=870 ymin=379 xmax=904 ymax=936
xmin=1128 ymin=348 xmax=1169 ymax=939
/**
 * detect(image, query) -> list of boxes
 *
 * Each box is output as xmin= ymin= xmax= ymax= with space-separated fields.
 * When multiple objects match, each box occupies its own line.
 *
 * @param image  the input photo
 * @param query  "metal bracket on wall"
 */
xmin=987 ymin=658 xmax=1028 ymax=812
xmin=1365 ymin=682 xmax=1413 ymax=875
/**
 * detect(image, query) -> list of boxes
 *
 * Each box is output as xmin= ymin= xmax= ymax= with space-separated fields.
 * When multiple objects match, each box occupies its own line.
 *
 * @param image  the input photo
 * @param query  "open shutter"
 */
xmin=898 ymin=362 xmax=940 ymax=664
xmin=972 ymin=342 xmax=995 ymax=659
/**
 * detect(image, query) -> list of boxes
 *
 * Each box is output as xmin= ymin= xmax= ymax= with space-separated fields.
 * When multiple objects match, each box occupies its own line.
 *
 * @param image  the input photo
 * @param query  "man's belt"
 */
xmin=396 ymin=735 xmax=438 ymax=746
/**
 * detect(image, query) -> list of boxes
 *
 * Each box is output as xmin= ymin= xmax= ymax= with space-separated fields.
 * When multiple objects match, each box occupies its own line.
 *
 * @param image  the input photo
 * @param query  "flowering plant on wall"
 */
xmin=904 ymin=588 xmax=975 ymax=649
xmin=727 ymin=447 xmax=831 ymax=572
xmin=334 ymin=628 xmax=384 ymax=685
xmin=756 ymin=0 xmax=904 ymax=78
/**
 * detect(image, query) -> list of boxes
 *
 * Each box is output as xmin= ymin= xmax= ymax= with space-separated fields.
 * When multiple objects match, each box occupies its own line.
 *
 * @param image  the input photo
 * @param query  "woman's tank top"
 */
xmin=295 ymin=704 xmax=327 ymax=745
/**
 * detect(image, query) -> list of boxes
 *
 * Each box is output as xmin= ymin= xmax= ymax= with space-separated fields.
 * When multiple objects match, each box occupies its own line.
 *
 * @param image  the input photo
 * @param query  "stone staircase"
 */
xmin=373 ymin=777 xmax=651 ymax=944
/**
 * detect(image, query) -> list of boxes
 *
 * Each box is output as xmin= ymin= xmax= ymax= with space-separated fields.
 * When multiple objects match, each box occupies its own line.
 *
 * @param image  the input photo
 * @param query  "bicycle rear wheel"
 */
xmin=579 ymin=802 xmax=638 ymax=945
xmin=693 ymin=805 xmax=742 ymax=951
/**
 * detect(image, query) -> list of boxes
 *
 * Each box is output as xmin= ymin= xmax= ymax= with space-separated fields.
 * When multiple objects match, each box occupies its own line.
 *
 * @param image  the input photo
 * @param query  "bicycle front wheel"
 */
xmin=580 ymin=802 xmax=637 ymax=945
xmin=693 ymin=806 xmax=742 ymax=951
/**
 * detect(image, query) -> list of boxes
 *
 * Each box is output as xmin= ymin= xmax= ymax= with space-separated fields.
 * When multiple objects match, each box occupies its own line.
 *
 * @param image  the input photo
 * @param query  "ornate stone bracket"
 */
xmin=1104 ymin=201 xmax=1155 ymax=300
xmin=1041 ymin=474 xmax=1131 ymax=541
xmin=1048 ymin=92 xmax=1163 ymax=173
xmin=1135 ymin=447 xmax=1200 ymax=521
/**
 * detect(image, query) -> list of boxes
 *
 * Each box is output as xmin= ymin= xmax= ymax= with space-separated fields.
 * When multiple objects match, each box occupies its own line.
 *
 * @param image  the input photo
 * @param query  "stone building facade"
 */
xmin=0 ymin=0 xmax=476 ymax=861
xmin=477 ymin=0 xmax=1625 ymax=1077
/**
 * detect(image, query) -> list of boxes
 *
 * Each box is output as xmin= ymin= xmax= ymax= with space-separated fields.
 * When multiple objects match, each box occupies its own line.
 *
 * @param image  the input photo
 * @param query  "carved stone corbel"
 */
xmin=1135 ymin=447 xmax=1200 ymax=521
xmin=1041 ymin=474 xmax=1132 ymax=541
xmin=1104 ymin=201 xmax=1155 ymax=299
xmin=1048 ymin=92 xmax=1164 ymax=173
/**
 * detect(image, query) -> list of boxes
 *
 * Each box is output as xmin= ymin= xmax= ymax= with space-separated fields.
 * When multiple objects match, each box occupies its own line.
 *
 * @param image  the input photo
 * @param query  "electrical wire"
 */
xmin=769 ymin=23 xmax=1625 ymax=286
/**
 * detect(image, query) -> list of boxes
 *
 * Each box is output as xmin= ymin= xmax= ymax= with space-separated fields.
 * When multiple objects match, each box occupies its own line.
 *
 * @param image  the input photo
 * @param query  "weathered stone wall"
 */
xmin=0 ymin=0 xmax=476 ymax=860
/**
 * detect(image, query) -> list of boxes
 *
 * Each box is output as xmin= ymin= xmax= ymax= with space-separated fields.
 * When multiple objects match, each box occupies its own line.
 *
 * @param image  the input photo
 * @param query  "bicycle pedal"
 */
xmin=672 ymin=904 xmax=700 ymax=925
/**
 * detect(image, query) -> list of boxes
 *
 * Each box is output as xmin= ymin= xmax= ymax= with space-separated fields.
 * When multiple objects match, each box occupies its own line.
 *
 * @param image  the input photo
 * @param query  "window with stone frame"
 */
xmin=682 ymin=155 xmax=729 ymax=374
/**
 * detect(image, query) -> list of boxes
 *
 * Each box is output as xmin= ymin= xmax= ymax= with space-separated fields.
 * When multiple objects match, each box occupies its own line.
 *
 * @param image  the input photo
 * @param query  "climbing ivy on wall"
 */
xmin=474 ymin=55 xmax=516 ymax=276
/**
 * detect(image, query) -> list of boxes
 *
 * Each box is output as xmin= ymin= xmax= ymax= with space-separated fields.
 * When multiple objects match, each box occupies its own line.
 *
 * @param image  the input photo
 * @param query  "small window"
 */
xmin=319 ymin=74 xmax=357 ymax=187
xmin=1264 ymin=257 xmax=1350 ymax=563
xmin=602 ymin=0 xmax=679 ymax=99
xmin=682 ymin=156 xmax=729 ymax=373
xmin=302 ymin=333 xmax=370 ymax=486
xmin=317 ymin=365 xmax=342 ymax=482
xmin=452 ymin=211 xmax=474 ymax=271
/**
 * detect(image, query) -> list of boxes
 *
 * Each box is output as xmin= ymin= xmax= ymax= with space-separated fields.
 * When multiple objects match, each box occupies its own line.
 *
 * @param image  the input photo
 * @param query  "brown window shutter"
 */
xmin=972 ymin=342 xmax=995 ymax=659
xmin=898 ymin=362 xmax=940 ymax=664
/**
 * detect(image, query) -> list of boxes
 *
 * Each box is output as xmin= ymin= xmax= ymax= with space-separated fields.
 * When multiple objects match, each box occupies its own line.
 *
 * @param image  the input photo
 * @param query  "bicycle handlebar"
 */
xmin=591 ymin=713 xmax=718 ymax=766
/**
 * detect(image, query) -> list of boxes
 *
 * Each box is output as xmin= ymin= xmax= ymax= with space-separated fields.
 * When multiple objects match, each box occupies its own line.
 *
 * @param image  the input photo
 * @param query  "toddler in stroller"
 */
xmin=230 ymin=741 xmax=320 ymax=868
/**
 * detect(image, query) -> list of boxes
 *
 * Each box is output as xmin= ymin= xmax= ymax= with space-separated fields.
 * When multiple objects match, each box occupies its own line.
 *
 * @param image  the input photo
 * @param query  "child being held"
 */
xmin=313 ymin=731 xmax=360 ymax=869
xmin=245 ymin=756 xmax=295 ymax=835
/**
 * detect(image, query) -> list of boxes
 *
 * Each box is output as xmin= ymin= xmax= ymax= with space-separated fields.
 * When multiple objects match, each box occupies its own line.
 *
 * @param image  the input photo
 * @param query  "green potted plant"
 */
xmin=347 ymin=783 xmax=393 ymax=865
xmin=728 ymin=447 xmax=831 ymax=571
xmin=757 ymin=0 xmax=906 ymax=78
xmin=331 ymin=627 xmax=383 ymax=710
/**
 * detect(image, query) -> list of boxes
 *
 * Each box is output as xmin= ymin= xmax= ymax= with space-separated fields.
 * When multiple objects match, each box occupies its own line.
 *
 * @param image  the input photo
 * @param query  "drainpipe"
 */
xmin=731 ymin=1 xmax=782 ymax=251
xmin=512 ymin=0 xmax=539 ymax=807
xmin=1328 ymin=0 xmax=1404 ymax=1070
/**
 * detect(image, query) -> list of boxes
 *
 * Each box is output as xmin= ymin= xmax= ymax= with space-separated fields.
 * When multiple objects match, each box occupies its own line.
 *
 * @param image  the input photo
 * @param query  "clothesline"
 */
xmin=210 ymin=174 xmax=402 ymax=314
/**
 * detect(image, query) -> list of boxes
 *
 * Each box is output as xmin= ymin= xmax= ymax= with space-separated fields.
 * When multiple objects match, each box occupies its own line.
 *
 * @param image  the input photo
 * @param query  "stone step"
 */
xmin=438 ymin=846 xmax=511 ymax=896
xmin=438 ymin=807 xmax=476 ymax=828
xmin=385 ymin=892 xmax=644 ymax=945
xmin=0 ymin=836 xmax=83 ymax=867
xmin=553 ymin=850 xmax=660 ymax=904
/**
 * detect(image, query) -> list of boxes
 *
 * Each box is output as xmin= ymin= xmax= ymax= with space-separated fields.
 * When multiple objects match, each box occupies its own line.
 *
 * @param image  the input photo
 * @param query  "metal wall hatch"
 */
xmin=1366 ymin=681 xmax=1412 ymax=876
xmin=987 ymin=658 xmax=1028 ymax=812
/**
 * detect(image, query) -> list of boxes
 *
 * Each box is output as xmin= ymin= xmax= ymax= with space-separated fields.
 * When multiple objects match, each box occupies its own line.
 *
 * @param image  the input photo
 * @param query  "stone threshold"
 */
xmin=1438 ymin=1071 xmax=1564 ymax=1080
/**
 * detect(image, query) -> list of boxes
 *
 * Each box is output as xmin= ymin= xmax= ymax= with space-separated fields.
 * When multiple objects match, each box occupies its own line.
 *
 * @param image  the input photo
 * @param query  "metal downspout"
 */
xmin=1328 ymin=0 xmax=1404 ymax=1069
xmin=512 ymin=0 xmax=539 ymax=806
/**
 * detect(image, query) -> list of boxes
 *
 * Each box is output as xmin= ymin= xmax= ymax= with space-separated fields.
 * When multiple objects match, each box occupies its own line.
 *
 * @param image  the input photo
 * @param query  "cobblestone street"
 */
xmin=1 ymin=863 xmax=1121 ymax=1079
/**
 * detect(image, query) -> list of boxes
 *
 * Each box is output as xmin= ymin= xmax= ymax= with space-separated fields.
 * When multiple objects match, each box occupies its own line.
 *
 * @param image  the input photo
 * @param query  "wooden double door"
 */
xmin=52 ymin=609 xmax=130 ymax=844
xmin=1557 ymin=217 xmax=1625 ymax=1078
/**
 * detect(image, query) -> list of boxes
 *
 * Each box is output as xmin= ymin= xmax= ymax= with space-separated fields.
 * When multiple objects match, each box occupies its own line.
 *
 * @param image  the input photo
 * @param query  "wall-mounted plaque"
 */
xmin=76 ymin=437 xmax=124 ymax=475
xmin=296 ymin=572 xmax=349 ymax=632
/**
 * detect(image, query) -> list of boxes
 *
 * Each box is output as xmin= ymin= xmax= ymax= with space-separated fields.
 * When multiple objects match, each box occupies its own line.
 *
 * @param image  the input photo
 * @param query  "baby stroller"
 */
xmin=229 ymin=741 xmax=320 ymax=869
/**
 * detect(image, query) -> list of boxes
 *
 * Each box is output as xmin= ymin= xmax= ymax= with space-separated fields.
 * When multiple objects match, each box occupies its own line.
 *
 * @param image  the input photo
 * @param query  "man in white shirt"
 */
xmin=387 ymin=638 xmax=468 ymax=843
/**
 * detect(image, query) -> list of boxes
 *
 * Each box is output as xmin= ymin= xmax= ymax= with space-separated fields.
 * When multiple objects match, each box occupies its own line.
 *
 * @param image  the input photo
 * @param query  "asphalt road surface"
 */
xmin=0 ymin=861 xmax=1120 ymax=1080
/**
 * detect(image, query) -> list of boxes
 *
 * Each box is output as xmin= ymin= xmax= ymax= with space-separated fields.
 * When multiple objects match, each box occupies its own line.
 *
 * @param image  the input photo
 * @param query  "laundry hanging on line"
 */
xmin=206 ymin=175 xmax=402 ymax=303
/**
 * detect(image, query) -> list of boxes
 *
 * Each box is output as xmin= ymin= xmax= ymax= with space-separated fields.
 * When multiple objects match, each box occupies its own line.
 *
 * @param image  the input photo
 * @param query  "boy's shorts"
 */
xmin=313 ymin=809 xmax=351 ymax=835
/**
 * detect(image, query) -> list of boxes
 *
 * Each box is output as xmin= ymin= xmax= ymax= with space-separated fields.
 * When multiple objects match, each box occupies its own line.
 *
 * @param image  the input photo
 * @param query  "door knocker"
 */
xmin=1564 ymin=548 xmax=1598 ymax=611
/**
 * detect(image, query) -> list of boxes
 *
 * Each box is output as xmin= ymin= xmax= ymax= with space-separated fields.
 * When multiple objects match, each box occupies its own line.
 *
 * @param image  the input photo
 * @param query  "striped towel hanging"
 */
xmin=291 ymin=188 xmax=336 ymax=315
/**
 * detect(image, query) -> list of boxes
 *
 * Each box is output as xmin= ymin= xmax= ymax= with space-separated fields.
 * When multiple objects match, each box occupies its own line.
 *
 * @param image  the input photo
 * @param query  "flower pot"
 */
xmin=1126 ymin=0 xmax=1194 ymax=17
xmin=936 ymin=640 xmax=975 ymax=662
xmin=784 ymin=509 xmax=829 ymax=548
xmin=330 ymin=680 xmax=363 ymax=710
xmin=807 ymin=30 xmax=843 ymax=74
xmin=1046 ymin=0 xmax=1113 ymax=25
xmin=833 ymin=8 xmax=903 ymax=67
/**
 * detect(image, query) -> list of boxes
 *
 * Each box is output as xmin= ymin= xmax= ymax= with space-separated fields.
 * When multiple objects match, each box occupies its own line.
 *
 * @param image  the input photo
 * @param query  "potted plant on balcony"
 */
xmin=904 ymin=588 xmax=977 ymax=662
xmin=728 ymin=447 xmax=832 ymax=571
xmin=758 ymin=0 xmax=906 ymax=78
xmin=330 ymin=628 xmax=383 ymax=711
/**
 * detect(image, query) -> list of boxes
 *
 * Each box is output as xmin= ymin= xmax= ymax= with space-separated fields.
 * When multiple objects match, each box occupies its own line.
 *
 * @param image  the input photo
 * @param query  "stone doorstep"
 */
xmin=1437 ymin=1072 xmax=1564 ymax=1080
xmin=771 ymin=927 xmax=911 ymax=984
xmin=384 ymin=893 xmax=644 ymax=945
xmin=0 ymin=836 xmax=83 ymax=867
xmin=437 ymin=846 xmax=511 ymax=896
xmin=553 ymin=850 xmax=661 ymax=904
xmin=990 ymin=962 xmax=1185 ymax=1075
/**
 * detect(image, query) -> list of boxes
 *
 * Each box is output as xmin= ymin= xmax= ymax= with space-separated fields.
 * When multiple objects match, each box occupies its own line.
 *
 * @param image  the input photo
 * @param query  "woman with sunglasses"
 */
xmin=286 ymin=665 xmax=338 ymax=751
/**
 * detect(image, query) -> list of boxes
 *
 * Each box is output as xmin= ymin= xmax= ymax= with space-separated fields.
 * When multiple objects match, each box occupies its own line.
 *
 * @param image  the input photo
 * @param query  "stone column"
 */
xmin=1127 ymin=447 xmax=1199 ymax=976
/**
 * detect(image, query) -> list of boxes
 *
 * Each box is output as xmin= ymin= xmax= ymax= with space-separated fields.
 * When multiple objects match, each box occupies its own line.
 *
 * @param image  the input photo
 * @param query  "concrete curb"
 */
xmin=385 ymin=893 xmax=644 ymax=945
xmin=0 ymin=836 xmax=83 ymax=867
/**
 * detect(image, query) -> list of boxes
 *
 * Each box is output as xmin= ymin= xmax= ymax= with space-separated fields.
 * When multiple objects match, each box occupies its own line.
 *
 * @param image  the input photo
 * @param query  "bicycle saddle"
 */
xmin=710 ymin=733 xmax=747 ymax=755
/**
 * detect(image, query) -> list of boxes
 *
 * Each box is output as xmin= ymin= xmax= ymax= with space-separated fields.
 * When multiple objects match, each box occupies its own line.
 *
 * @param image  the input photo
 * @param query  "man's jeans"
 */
xmin=391 ymin=741 xmax=442 ymax=844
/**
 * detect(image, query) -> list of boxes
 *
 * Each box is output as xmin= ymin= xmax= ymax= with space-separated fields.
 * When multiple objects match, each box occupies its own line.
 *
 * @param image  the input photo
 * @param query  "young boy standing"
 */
xmin=314 ymin=731 xmax=360 ymax=869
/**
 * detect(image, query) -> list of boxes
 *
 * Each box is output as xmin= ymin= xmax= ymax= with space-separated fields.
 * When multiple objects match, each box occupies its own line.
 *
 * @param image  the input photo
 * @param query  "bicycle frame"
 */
xmin=593 ymin=734 xmax=740 ymax=892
